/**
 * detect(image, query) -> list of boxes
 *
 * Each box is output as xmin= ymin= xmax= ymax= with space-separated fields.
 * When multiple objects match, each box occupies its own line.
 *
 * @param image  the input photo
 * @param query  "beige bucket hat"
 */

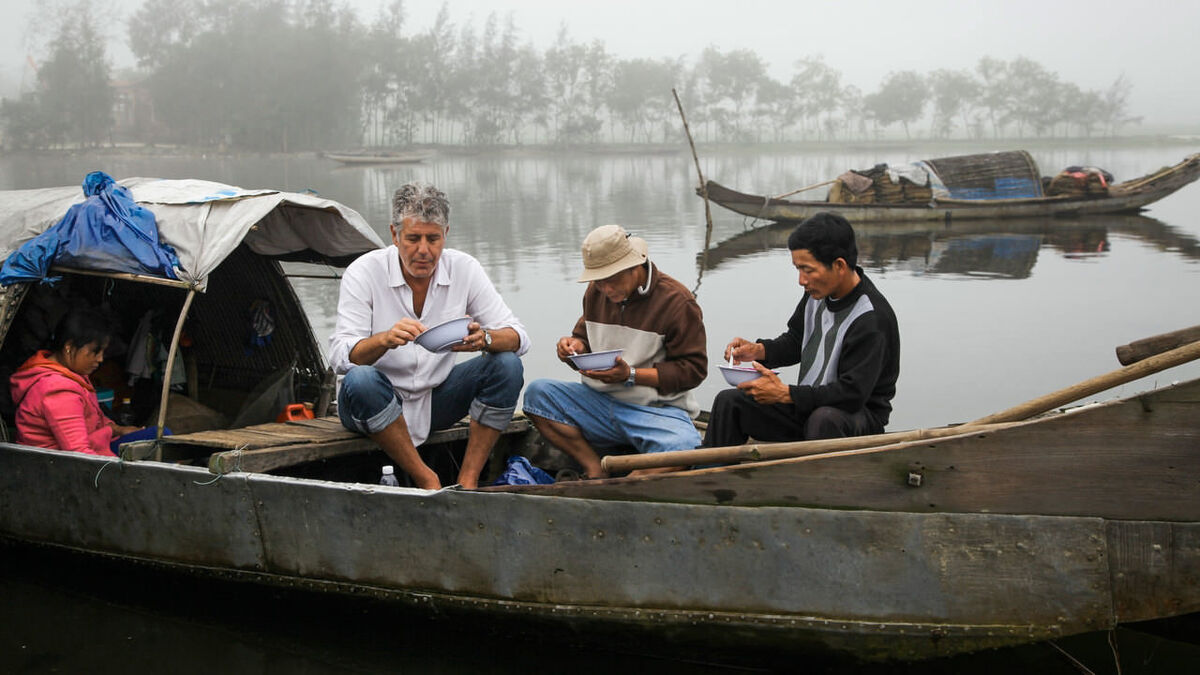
xmin=577 ymin=225 xmax=649 ymax=282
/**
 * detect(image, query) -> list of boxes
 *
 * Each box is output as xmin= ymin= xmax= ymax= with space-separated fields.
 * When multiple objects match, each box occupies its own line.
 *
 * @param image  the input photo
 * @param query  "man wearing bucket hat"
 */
xmin=329 ymin=182 xmax=528 ymax=490
xmin=523 ymin=224 xmax=707 ymax=479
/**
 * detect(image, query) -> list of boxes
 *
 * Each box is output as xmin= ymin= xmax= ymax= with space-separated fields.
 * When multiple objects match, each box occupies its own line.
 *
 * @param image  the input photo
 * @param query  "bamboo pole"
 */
xmin=601 ymin=421 xmax=1016 ymax=473
xmin=154 ymin=288 xmax=198 ymax=453
xmin=673 ymin=88 xmax=715 ymax=276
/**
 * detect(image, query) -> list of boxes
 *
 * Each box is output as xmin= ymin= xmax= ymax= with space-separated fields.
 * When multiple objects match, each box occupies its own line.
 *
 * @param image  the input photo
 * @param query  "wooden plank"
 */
xmin=163 ymin=429 xmax=311 ymax=450
xmin=1107 ymin=520 xmax=1200 ymax=621
xmin=207 ymin=417 xmax=531 ymax=474
xmin=162 ymin=415 xmax=359 ymax=450
xmin=286 ymin=416 xmax=350 ymax=431
xmin=425 ymin=418 xmax=529 ymax=445
xmin=209 ymin=437 xmax=379 ymax=474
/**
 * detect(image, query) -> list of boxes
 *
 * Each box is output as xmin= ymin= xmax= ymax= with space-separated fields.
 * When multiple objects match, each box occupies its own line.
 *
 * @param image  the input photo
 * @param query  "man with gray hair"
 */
xmin=330 ymin=181 xmax=527 ymax=489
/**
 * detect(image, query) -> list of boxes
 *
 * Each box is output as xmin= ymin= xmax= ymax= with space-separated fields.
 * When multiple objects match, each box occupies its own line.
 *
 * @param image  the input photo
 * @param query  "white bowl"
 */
xmin=568 ymin=349 xmax=624 ymax=371
xmin=719 ymin=364 xmax=777 ymax=386
xmin=413 ymin=317 xmax=471 ymax=352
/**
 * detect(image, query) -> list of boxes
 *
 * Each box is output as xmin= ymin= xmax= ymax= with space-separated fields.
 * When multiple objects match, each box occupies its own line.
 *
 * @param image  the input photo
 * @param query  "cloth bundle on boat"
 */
xmin=0 ymin=171 xmax=181 ymax=286
xmin=827 ymin=151 xmax=1044 ymax=205
xmin=1045 ymin=166 xmax=1114 ymax=198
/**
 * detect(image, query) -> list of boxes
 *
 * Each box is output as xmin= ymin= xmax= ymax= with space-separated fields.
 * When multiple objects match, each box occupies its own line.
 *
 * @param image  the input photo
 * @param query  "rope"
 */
xmin=93 ymin=456 xmax=123 ymax=488
xmin=1048 ymin=640 xmax=1095 ymax=675
xmin=194 ymin=443 xmax=249 ymax=485
xmin=1107 ymin=630 xmax=1123 ymax=675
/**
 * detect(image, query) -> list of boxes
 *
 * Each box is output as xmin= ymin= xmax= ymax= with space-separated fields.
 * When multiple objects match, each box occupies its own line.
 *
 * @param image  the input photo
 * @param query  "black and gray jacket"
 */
xmin=758 ymin=269 xmax=900 ymax=427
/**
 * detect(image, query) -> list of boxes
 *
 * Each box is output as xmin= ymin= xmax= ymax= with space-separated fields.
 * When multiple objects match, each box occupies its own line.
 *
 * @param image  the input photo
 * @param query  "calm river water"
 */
xmin=2 ymin=142 xmax=1199 ymax=672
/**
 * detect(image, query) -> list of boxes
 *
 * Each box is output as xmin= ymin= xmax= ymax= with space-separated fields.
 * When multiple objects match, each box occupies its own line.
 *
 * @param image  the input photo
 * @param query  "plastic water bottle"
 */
xmin=379 ymin=465 xmax=401 ymax=487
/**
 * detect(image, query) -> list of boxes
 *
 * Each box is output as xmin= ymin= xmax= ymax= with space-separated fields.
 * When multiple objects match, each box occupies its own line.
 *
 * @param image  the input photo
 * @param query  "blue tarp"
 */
xmin=946 ymin=177 xmax=1042 ymax=201
xmin=0 ymin=171 xmax=181 ymax=286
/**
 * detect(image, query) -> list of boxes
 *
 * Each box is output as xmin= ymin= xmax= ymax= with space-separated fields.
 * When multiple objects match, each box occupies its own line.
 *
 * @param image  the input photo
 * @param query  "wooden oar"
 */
xmin=602 ymin=333 xmax=1200 ymax=473
xmin=1115 ymin=324 xmax=1200 ymax=365
xmin=772 ymin=179 xmax=838 ymax=200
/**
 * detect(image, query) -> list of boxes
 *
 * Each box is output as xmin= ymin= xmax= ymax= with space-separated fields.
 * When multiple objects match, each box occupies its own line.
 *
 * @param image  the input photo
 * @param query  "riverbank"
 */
xmin=3 ymin=132 xmax=1197 ymax=162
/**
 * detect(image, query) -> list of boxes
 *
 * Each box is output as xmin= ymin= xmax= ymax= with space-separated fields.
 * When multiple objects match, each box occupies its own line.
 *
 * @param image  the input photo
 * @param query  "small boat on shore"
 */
xmin=703 ymin=151 xmax=1200 ymax=224
xmin=322 ymin=149 xmax=435 ymax=165
xmin=1 ymin=178 xmax=1198 ymax=663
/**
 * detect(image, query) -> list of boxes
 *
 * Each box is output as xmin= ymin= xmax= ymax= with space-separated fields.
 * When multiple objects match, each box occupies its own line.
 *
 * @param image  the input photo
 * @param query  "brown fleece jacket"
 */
xmin=571 ymin=262 xmax=707 ymax=416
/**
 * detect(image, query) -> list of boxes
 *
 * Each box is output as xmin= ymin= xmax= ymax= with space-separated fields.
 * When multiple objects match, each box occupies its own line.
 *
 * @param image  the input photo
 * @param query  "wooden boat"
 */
xmin=1 ymin=179 xmax=1199 ymax=663
xmin=702 ymin=151 xmax=1200 ymax=223
xmin=322 ymin=149 xmax=435 ymax=165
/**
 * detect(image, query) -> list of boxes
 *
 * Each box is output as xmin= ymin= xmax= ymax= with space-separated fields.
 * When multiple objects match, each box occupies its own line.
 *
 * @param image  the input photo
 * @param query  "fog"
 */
xmin=2 ymin=0 xmax=1198 ymax=129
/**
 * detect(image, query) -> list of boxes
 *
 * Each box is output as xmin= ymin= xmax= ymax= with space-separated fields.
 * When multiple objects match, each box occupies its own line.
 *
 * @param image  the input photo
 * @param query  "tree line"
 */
xmin=1 ymin=0 xmax=1142 ymax=152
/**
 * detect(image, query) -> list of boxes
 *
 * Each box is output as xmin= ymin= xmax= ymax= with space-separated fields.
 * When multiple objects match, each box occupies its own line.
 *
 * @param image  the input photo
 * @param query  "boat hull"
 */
xmin=2 ymin=434 xmax=1196 ymax=661
xmin=704 ymin=153 xmax=1200 ymax=224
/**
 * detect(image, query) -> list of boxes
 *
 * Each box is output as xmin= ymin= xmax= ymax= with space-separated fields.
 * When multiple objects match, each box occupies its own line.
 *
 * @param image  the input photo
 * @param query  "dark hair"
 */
xmin=48 ymin=307 xmax=119 ymax=353
xmin=787 ymin=212 xmax=858 ymax=269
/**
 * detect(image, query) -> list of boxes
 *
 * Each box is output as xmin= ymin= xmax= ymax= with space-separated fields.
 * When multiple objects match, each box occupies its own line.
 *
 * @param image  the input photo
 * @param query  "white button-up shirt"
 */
xmin=329 ymin=246 xmax=529 ymax=445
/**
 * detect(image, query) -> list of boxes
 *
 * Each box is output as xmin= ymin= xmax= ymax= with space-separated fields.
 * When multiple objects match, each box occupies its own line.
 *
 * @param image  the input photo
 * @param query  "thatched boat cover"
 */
xmin=0 ymin=177 xmax=385 ymax=289
xmin=924 ymin=150 xmax=1043 ymax=200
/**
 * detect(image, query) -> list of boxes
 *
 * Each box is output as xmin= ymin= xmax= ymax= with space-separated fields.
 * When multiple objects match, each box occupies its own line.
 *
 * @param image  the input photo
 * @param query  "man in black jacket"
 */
xmin=703 ymin=212 xmax=900 ymax=447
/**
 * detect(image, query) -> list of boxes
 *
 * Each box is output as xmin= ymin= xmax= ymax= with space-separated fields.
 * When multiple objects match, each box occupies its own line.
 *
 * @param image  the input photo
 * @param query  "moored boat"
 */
xmin=702 ymin=151 xmax=1200 ymax=224
xmin=1 ymin=178 xmax=1198 ymax=663
xmin=322 ymin=149 xmax=436 ymax=165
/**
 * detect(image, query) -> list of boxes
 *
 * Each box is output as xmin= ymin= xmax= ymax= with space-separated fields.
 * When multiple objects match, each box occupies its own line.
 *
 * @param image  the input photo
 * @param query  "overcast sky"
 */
xmin=3 ymin=0 xmax=1198 ymax=127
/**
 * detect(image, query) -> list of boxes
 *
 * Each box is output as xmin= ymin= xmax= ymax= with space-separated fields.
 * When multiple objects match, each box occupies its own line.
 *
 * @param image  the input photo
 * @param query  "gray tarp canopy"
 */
xmin=0 ymin=177 xmax=385 ymax=289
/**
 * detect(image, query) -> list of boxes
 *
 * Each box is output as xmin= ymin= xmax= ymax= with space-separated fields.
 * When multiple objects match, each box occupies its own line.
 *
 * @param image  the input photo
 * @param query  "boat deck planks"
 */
xmin=166 ymin=417 xmax=360 ymax=450
xmin=168 ymin=415 xmax=533 ymax=474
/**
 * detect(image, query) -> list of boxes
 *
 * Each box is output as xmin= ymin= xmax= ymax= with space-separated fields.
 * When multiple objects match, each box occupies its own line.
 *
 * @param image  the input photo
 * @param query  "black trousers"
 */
xmin=701 ymin=388 xmax=881 ymax=448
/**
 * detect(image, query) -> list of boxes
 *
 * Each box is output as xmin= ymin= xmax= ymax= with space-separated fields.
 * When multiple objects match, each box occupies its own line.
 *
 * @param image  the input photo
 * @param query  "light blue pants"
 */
xmin=522 ymin=379 xmax=700 ymax=454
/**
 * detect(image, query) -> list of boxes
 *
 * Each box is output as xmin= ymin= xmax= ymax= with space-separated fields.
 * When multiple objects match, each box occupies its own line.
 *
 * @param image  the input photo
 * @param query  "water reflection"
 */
xmin=3 ymin=542 xmax=1197 ymax=675
xmin=2 ymin=146 xmax=1199 ymax=432
xmin=697 ymin=213 xmax=1200 ymax=280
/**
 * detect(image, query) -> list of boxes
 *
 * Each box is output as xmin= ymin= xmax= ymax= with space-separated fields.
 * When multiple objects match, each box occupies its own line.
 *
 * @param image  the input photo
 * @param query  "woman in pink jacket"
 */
xmin=10 ymin=307 xmax=141 ymax=456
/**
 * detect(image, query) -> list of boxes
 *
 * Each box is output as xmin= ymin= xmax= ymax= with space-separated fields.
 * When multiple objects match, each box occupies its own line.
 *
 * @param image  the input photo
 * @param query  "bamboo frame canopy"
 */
xmin=0 ymin=177 xmax=386 ymax=289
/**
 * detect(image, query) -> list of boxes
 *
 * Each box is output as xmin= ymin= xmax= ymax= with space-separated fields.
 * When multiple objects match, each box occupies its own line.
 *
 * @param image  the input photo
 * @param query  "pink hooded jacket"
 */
xmin=9 ymin=350 xmax=116 ymax=456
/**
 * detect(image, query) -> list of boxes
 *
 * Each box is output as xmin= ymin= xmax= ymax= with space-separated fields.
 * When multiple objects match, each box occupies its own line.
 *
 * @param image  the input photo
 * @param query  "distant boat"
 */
xmin=322 ymin=149 xmax=436 ymax=165
xmin=702 ymin=151 xmax=1200 ymax=223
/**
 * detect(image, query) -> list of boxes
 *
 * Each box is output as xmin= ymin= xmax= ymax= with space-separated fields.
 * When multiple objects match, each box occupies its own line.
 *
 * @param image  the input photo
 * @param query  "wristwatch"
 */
xmin=624 ymin=366 xmax=637 ymax=387
xmin=482 ymin=329 xmax=493 ymax=351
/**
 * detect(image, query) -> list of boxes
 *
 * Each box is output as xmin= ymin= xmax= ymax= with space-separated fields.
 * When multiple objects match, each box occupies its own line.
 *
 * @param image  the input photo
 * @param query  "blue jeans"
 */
xmin=337 ymin=352 xmax=524 ymax=436
xmin=522 ymin=379 xmax=701 ymax=454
